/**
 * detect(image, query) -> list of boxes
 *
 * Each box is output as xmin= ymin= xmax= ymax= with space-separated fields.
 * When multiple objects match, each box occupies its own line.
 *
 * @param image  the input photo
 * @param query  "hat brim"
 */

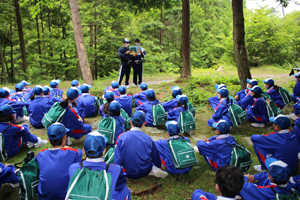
xmin=269 ymin=117 xmax=276 ymax=122
xmin=57 ymin=80 xmax=61 ymax=84
xmin=212 ymin=123 xmax=218 ymax=128
xmin=215 ymin=84 xmax=219 ymax=89
xmin=262 ymin=80 xmax=267 ymax=83
xmin=265 ymin=157 xmax=278 ymax=170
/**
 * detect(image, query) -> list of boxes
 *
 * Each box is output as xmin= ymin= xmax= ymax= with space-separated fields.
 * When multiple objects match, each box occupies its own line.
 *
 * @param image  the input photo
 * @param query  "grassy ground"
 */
xmin=0 ymin=65 xmax=298 ymax=199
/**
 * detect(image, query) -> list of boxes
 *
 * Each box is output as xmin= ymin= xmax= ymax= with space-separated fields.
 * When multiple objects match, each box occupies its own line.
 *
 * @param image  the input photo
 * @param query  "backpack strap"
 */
xmin=105 ymin=163 xmax=110 ymax=171
xmin=270 ymin=186 xmax=277 ymax=195
xmin=2 ymin=125 xmax=11 ymax=135
xmin=79 ymin=162 xmax=84 ymax=169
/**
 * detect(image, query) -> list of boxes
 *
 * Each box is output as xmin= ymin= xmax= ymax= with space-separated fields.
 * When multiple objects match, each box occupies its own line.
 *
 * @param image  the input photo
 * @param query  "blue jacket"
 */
xmin=246 ymin=98 xmax=269 ymax=123
xmin=251 ymin=129 xmax=298 ymax=171
xmin=118 ymin=47 xmax=132 ymax=64
xmin=50 ymin=88 xmax=64 ymax=99
xmin=266 ymin=87 xmax=285 ymax=109
xmin=208 ymin=95 xmax=219 ymax=110
xmin=26 ymin=96 xmax=54 ymax=128
xmin=167 ymin=106 xmax=188 ymax=122
xmin=114 ymin=127 xmax=161 ymax=178
xmin=10 ymin=92 xmax=25 ymax=101
xmin=0 ymin=98 xmax=25 ymax=118
xmin=162 ymin=98 xmax=178 ymax=112
xmin=69 ymin=159 xmax=131 ymax=200
xmin=132 ymin=91 xmax=148 ymax=106
xmin=154 ymin=136 xmax=192 ymax=175
xmin=208 ymin=98 xmax=233 ymax=126
xmin=115 ymin=95 xmax=133 ymax=117
xmin=292 ymin=118 xmax=300 ymax=152
xmin=103 ymin=115 xmax=125 ymax=145
xmin=44 ymin=95 xmax=61 ymax=103
xmin=74 ymin=99 xmax=86 ymax=119
xmin=293 ymin=82 xmax=300 ymax=103
xmin=0 ymin=163 xmax=19 ymax=189
xmin=236 ymin=89 xmax=250 ymax=101
xmin=294 ymin=101 xmax=300 ymax=115
xmin=196 ymin=134 xmax=236 ymax=171
xmin=77 ymin=93 xmax=96 ymax=118
xmin=104 ymin=87 xmax=120 ymax=97
xmin=237 ymin=95 xmax=254 ymax=110
xmin=136 ymin=99 xmax=162 ymax=127
xmin=192 ymin=189 xmax=218 ymax=200
xmin=61 ymin=106 xmax=87 ymax=132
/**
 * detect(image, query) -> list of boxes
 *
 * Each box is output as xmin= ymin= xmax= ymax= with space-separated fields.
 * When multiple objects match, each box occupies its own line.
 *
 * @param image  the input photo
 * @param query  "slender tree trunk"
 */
xmin=232 ymin=0 xmax=252 ymax=89
xmin=48 ymin=8 xmax=54 ymax=73
xmin=0 ymin=41 xmax=7 ymax=84
xmin=90 ymin=22 xmax=94 ymax=78
xmin=36 ymin=1 xmax=42 ymax=56
xmin=40 ymin=12 xmax=45 ymax=50
xmin=181 ymin=0 xmax=191 ymax=78
xmin=160 ymin=5 xmax=163 ymax=46
xmin=94 ymin=20 xmax=97 ymax=80
xmin=10 ymin=20 xmax=14 ymax=83
xmin=14 ymin=0 xmax=28 ymax=72
xmin=69 ymin=0 xmax=93 ymax=84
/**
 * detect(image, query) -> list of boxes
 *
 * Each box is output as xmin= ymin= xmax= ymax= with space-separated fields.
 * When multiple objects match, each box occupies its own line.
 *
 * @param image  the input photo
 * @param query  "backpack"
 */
xmin=266 ymin=99 xmax=281 ymax=118
xmin=278 ymin=87 xmax=293 ymax=105
xmin=103 ymin=147 xmax=115 ymax=165
xmin=168 ymin=136 xmax=198 ymax=168
xmin=94 ymin=97 xmax=104 ymax=115
xmin=120 ymin=108 xmax=131 ymax=130
xmin=65 ymin=163 xmax=113 ymax=200
xmin=41 ymin=102 xmax=66 ymax=128
xmin=0 ymin=125 xmax=10 ymax=161
xmin=261 ymin=91 xmax=271 ymax=100
xmin=20 ymin=98 xmax=28 ymax=116
xmin=228 ymin=103 xmax=247 ymax=127
xmin=187 ymin=101 xmax=196 ymax=117
xmin=271 ymin=186 xmax=300 ymax=200
xmin=151 ymin=102 xmax=167 ymax=126
xmin=178 ymin=110 xmax=196 ymax=133
xmin=97 ymin=117 xmax=117 ymax=144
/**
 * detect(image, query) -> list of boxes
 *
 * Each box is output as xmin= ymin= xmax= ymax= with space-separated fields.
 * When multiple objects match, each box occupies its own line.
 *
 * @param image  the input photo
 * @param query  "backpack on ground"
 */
xmin=151 ymin=103 xmax=167 ymax=126
xmin=42 ymin=102 xmax=66 ymax=128
xmin=168 ymin=136 xmax=198 ymax=169
xmin=103 ymin=147 xmax=115 ymax=165
xmin=97 ymin=117 xmax=116 ymax=144
xmin=94 ymin=97 xmax=104 ymax=115
xmin=228 ymin=103 xmax=247 ymax=127
xmin=266 ymin=99 xmax=281 ymax=118
xmin=65 ymin=163 xmax=113 ymax=200
xmin=0 ymin=125 xmax=10 ymax=162
xmin=120 ymin=108 xmax=131 ymax=130
xmin=187 ymin=101 xmax=196 ymax=117
xmin=178 ymin=110 xmax=196 ymax=133
xmin=271 ymin=186 xmax=300 ymax=200
xmin=278 ymin=87 xmax=293 ymax=105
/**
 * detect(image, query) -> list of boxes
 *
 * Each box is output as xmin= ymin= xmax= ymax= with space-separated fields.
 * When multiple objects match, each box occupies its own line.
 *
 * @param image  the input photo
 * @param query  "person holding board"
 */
xmin=118 ymin=38 xmax=134 ymax=87
xmin=132 ymin=38 xmax=146 ymax=86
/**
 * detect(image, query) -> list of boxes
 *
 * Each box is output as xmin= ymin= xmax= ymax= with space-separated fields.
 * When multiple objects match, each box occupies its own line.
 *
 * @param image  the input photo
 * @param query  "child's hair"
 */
xmin=30 ymin=94 xmax=35 ymax=101
xmin=0 ymin=113 xmax=14 ymax=122
xmin=177 ymin=101 xmax=188 ymax=110
xmin=108 ymin=110 xmax=120 ymax=116
xmin=253 ymin=93 xmax=261 ymax=99
xmin=86 ymin=150 xmax=102 ymax=159
xmin=49 ymin=136 xmax=64 ymax=147
xmin=273 ymin=85 xmax=280 ymax=93
xmin=16 ymin=88 xmax=22 ymax=92
xmin=103 ymin=101 xmax=113 ymax=114
xmin=146 ymin=96 xmax=156 ymax=101
xmin=132 ymin=120 xmax=143 ymax=128
xmin=172 ymin=93 xmax=176 ymax=99
xmin=60 ymin=97 xmax=77 ymax=108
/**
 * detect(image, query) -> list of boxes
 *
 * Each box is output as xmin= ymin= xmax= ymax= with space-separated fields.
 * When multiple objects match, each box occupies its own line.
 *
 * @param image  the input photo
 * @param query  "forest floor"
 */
xmin=0 ymin=65 xmax=298 ymax=200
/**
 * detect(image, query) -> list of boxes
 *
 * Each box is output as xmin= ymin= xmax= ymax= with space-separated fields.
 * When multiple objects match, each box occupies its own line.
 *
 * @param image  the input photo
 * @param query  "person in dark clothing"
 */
xmin=118 ymin=38 xmax=134 ymax=86
xmin=132 ymin=38 xmax=146 ymax=86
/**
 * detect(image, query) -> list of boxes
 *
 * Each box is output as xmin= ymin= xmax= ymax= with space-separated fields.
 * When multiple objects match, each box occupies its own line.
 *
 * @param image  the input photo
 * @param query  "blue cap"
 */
xmin=111 ymin=81 xmax=119 ymax=89
xmin=262 ymin=78 xmax=274 ymax=87
xmin=0 ymin=87 xmax=11 ymax=97
xmin=71 ymin=80 xmax=80 ymax=86
xmin=9 ymin=89 xmax=15 ymax=95
xmin=109 ymin=101 xmax=121 ymax=112
xmin=212 ymin=120 xmax=231 ymax=133
xmin=246 ymin=79 xmax=258 ymax=86
xmin=0 ymin=104 xmax=16 ymax=115
xmin=250 ymin=86 xmax=262 ymax=95
xmin=265 ymin=158 xmax=291 ymax=183
xmin=67 ymin=87 xmax=80 ymax=100
xmin=80 ymin=84 xmax=92 ymax=93
xmin=215 ymin=84 xmax=227 ymax=90
xmin=20 ymin=80 xmax=31 ymax=86
xmin=50 ymin=80 xmax=61 ymax=88
xmin=47 ymin=122 xmax=70 ymax=140
xmin=165 ymin=121 xmax=180 ymax=136
xmin=43 ymin=86 xmax=50 ymax=95
xmin=217 ymin=88 xmax=229 ymax=97
xmin=146 ymin=89 xmax=155 ymax=98
xmin=269 ymin=114 xmax=291 ymax=129
xmin=118 ymin=86 xmax=127 ymax=94
xmin=104 ymin=91 xmax=114 ymax=102
xmin=84 ymin=132 xmax=108 ymax=157
xmin=293 ymin=72 xmax=300 ymax=77
xmin=140 ymin=82 xmax=148 ymax=90
xmin=132 ymin=111 xmax=146 ymax=124
xmin=172 ymin=86 xmax=182 ymax=97
xmin=15 ymin=83 xmax=24 ymax=91
xmin=176 ymin=95 xmax=188 ymax=104
xmin=33 ymin=85 xmax=44 ymax=95
xmin=123 ymin=38 xmax=130 ymax=43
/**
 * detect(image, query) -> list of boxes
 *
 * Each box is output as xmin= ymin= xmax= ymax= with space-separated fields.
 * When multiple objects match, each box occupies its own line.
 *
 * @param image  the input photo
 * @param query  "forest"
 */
xmin=0 ymin=0 xmax=299 ymax=84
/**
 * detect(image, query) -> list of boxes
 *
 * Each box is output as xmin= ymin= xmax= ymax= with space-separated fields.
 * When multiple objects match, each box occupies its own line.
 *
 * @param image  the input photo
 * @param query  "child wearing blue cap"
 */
xmin=36 ymin=122 xmax=82 ymax=200
xmin=104 ymin=81 xmax=121 ymax=97
xmin=68 ymin=132 xmax=131 ymax=199
xmin=292 ymin=72 xmax=300 ymax=103
xmin=162 ymin=86 xmax=183 ymax=112
xmin=132 ymin=82 xmax=148 ymax=106
xmin=49 ymin=79 xmax=64 ymax=99
xmin=209 ymin=84 xmax=227 ymax=110
xmin=60 ymin=87 xmax=92 ymax=145
xmin=0 ymin=162 xmax=19 ymax=189
xmin=100 ymin=91 xmax=115 ymax=117
xmin=155 ymin=121 xmax=192 ymax=174
xmin=251 ymin=114 xmax=298 ymax=172
xmin=114 ymin=85 xmax=133 ymax=116
xmin=195 ymin=120 xmax=236 ymax=171
xmin=71 ymin=80 xmax=81 ymax=88
xmin=0 ymin=104 xmax=47 ymax=157
xmin=167 ymin=95 xmax=190 ymax=122
xmin=235 ymin=78 xmax=258 ymax=101
xmin=77 ymin=84 xmax=97 ymax=118
xmin=262 ymin=78 xmax=285 ymax=109
xmin=135 ymin=89 xmax=163 ymax=127
xmin=208 ymin=88 xmax=234 ymax=127
xmin=26 ymin=86 xmax=55 ymax=128
xmin=43 ymin=86 xmax=60 ymax=102
xmin=245 ymin=86 xmax=269 ymax=128
xmin=10 ymin=83 xmax=25 ymax=101
xmin=114 ymin=111 xmax=166 ymax=179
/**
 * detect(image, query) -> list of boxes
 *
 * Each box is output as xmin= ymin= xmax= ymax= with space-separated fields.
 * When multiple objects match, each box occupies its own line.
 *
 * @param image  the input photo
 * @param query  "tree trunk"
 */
xmin=160 ymin=5 xmax=163 ymax=46
xmin=36 ymin=0 xmax=42 ymax=57
xmin=69 ymin=0 xmax=93 ymax=84
xmin=94 ymin=20 xmax=97 ymax=80
xmin=14 ymin=0 xmax=28 ymax=72
xmin=90 ymin=22 xmax=94 ymax=78
xmin=0 ymin=41 xmax=7 ymax=84
xmin=40 ymin=12 xmax=45 ymax=49
xmin=10 ymin=20 xmax=14 ymax=83
xmin=48 ymin=8 xmax=54 ymax=73
xmin=232 ymin=0 xmax=252 ymax=89
xmin=181 ymin=0 xmax=191 ymax=78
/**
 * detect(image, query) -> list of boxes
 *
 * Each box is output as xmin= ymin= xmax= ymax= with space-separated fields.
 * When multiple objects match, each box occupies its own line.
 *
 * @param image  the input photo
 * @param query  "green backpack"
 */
xmin=278 ymin=87 xmax=293 ymax=105
xmin=271 ymin=186 xmax=300 ymax=200
xmin=103 ymin=147 xmax=115 ymax=165
xmin=261 ymin=91 xmax=271 ymax=100
xmin=178 ymin=110 xmax=196 ymax=133
xmin=228 ymin=104 xmax=247 ymax=127
xmin=66 ymin=163 xmax=113 ymax=200
xmin=97 ymin=117 xmax=116 ymax=144
xmin=94 ymin=97 xmax=104 ymax=115
xmin=168 ymin=137 xmax=198 ymax=169
xmin=151 ymin=103 xmax=168 ymax=126
xmin=20 ymin=98 xmax=28 ymax=116
xmin=266 ymin=99 xmax=281 ymax=118
xmin=120 ymin=108 xmax=131 ymax=130
xmin=187 ymin=102 xmax=196 ymax=117
xmin=41 ymin=102 xmax=66 ymax=128
xmin=0 ymin=125 xmax=10 ymax=162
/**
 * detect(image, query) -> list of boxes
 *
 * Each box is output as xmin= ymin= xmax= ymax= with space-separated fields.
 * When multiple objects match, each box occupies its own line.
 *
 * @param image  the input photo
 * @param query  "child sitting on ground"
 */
xmin=77 ymin=84 xmax=97 ymax=118
xmin=104 ymin=81 xmax=120 ymax=97
xmin=132 ymin=82 xmax=148 ymax=106
xmin=49 ymin=79 xmax=64 ymax=99
xmin=162 ymin=86 xmax=183 ymax=112
xmin=114 ymin=85 xmax=133 ymax=116
xmin=99 ymin=91 xmax=114 ymax=117
xmin=262 ymin=78 xmax=285 ymax=109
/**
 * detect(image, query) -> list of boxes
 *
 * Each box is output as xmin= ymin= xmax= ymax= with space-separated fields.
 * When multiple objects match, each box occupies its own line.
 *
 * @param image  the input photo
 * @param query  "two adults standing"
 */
xmin=118 ymin=38 xmax=146 ymax=87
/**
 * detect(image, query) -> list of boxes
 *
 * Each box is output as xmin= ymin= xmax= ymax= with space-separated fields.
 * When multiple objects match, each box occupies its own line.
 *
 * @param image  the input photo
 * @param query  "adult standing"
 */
xmin=118 ymin=38 xmax=133 ymax=87
xmin=132 ymin=38 xmax=146 ymax=86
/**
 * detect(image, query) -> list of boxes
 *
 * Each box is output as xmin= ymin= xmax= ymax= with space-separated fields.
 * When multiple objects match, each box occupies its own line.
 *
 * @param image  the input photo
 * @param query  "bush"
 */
xmin=214 ymin=75 xmax=240 ymax=85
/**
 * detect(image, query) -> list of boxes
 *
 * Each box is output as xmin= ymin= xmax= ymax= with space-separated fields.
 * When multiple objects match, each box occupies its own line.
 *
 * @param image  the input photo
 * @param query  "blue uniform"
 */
xmin=61 ymin=106 xmax=92 ymax=139
xmin=133 ymin=91 xmax=148 ymax=106
xmin=104 ymin=87 xmax=120 ymax=97
xmin=115 ymin=95 xmax=133 ymax=117
xmin=237 ymin=95 xmax=254 ymax=110
xmin=118 ymin=47 xmax=133 ymax=86
xmin=208 ymin=95 xmax=220 ymax=110
xmin=266 ymin=87 xmax=285 ymax=109
xmin=196 ymin=134 xmax=236 ymax=171
xmin=0 ymin=122 xmax=38 ymax=157
xmin=26 ymin=96 xmax=54 ymax=128
xmin=208 ymin=98 xmax=233 ymax=127
xmin=44 ymin=95 xmax=60 ymax=103
xmin=246 ymin=98 xmax=269 ymax=124
xmin=167 ymin=106 xmax=188 ymax=122
xmin=192 ymin=190 xmax=218 ymax=200
xmin=0 ymin=97 xmax=25 ymax=119
xmin=251 ymin=129 xmax=298 ymax=171
xmin=0 ymin=163 xmax=19 ymax=189
xmin=69 ymin=159 xmax=131 ymax=200
xmin=114 ymin=127 xmax=161 ymax=179
xmin=77 ymin=94 xmax=96 ymax=118
xmin=10 ymin=92 xmax=25 ymax=101
xmin=103 ymin=115 xmax=125 ymax=145
xmin=74 ymin=99 xmax=86 ymax=119
xmin=36 ymin=147 xmax=82 ymax=200
xmin=136 ymin=99 xmax=162 ymax=127
xmin=293 ymin=101 xmax=300 ymax=115
xmin=292 ymin=118 xmax=300 ymax=152
xmin=293 ymin=82 xmax=300 ymax=103
xmin=236 ymin=89 xmax=250 ymax=101
xmin=132 ymin=47 xmax=146 ymax=85
xmin=162 ymin=98 xmax=178 ymax=112
xmin=154 ymin=136 xmax=192 ymax=175
xmin=50 ymin=88 xmax=64 ymax=99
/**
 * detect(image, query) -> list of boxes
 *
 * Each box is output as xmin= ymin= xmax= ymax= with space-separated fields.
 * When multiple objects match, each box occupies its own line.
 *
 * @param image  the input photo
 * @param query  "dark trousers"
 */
xmin=133 ymin=62 xmax=143 ymax=85
xmin=118 ymin=63 xmax=131 ymax=86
